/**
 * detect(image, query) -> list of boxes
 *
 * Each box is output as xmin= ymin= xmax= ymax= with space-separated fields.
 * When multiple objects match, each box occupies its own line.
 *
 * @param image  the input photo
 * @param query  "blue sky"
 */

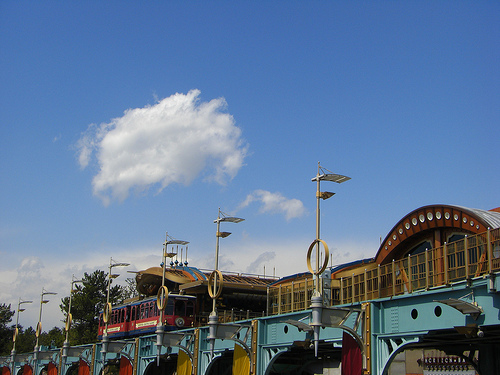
xmin=1 ymin=1 xmax=498 ymax=331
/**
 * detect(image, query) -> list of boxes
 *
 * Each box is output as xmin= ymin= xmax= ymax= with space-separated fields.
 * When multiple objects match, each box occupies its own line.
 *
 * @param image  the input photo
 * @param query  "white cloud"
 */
xmin=76 ymin=90 xmax=248 ymax=205
xmin=238 ymin=190 xmax=306 ymax=220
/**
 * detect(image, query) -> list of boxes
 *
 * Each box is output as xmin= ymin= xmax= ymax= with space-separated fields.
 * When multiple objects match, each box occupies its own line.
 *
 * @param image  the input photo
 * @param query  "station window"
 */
xmin=408 ymin=240 xmax=432 ymax=256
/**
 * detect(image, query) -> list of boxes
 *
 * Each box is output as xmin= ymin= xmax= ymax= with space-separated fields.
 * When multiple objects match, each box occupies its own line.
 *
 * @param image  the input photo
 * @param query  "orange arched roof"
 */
xmin=375 ymin=205 xmax=500 ymax=264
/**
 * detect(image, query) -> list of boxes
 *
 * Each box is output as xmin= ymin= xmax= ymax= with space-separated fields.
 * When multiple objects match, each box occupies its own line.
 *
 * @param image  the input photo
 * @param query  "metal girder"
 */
xmin=154 ymin=329 xmax=196 ymax=368
xmin=282 ymin=299 xmax=368 ymax=372
xmin=36 ymin=351 xmax=56 ymax=361
xmin=104 ymin=341 xmax=127 ymax=354
xmin=208 ymin=321 xmax=255 ymax=374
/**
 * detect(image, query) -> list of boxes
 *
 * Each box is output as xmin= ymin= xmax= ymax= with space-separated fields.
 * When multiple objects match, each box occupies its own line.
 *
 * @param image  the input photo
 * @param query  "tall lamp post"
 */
xmin=61 ymin=276 xmax=83 ymax=369
xmin=208 ymin=208 xmax=244 ymax=357
xmin=309 ymin=162 xmax=350 ymax=357
xmin=34 ymin=288 xmax=57 ymax=375
xmin=11 ymin=298 xmax=32 ymax=374
xmin=101 ymin=258 xmax=129 ymax=362
xmin=156 ymin=233 xmax=189 ymax=365
xmin=309 ymin=162 xmax=351 ymax=296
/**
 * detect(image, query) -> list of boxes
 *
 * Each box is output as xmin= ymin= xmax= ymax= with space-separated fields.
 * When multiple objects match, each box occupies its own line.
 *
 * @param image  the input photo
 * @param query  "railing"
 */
xmin=197 ymin=309 xmax=266 ymax=325
xmin=269 ymin=228 xmax=500 ymax=314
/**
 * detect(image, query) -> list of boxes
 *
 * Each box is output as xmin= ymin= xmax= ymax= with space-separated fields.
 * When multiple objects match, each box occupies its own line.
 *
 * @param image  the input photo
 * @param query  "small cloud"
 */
xmin=246 ymin=251 xmax=276 ymax=274
xmin=53 ymin=134 xmax=62 ymax=143
xmin=239 ymin=190 xmax=306 ymax=221
xmin=76 ymin=90 xmax=248 ymax=205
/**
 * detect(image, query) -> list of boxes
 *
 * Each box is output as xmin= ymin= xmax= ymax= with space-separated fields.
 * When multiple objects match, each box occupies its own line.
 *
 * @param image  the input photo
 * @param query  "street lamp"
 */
xmin=11 ymin=298 xmax=32 ymax=374
xmin=211 ymin=208 xmax=244 ymax=315
xmin=34 ymin=288 xmax=57 ymax=375
xmin=101 ymin=258 xmax=129 ymax=362
xmin=208 ymin=208 xmax=244 ymax=357
xmin=156 ymin=233 xmax=189 ymax=365
xmin=309 ymin=162 xmax=350 ymax=357
xmin=309 ymin=162 xmax=350 ymax=296
xmin=61 ymin=276 xmax=83 ymax=368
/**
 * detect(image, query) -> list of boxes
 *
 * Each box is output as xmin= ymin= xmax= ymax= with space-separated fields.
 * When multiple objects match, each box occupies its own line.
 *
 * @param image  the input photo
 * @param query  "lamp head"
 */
xmin=317 ymin=191 xmax=335 ymax=200
xmin=312 ymin=173 xmax=351 ymax=184
xmin=164 ymin=239 xmax=189 ymax=246
xmin=217 ymin=231 xmax=232 ymax=238
xmin=214 ymin=216 xmax=245 ymax=224
xmin=112 ymin=262 xmax=130 ymax=268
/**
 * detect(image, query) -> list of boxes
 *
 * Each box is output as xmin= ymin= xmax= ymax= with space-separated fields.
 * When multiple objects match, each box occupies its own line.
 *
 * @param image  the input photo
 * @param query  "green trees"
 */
xmin=0 ymin=268 xmax=134 ymax=355
xmin=0 ymin=306 xmax=64 ymax=356
xmin=0 ymin=303 xmax=15 ymax=355
xmin=59 ymin=270 xmax=129 ymax=345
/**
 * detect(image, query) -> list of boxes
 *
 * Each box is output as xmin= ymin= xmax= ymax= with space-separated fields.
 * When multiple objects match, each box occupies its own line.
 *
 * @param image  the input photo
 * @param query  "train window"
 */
xmin=186 ymin=301 xmax=194 ymax=317
xmin=165 ymin=300 xmax=174 ymax=315
xmin=150 ymin=302 xmax=155 ymax=317
xmin=174 ymin=300 xmax=184 ymax=316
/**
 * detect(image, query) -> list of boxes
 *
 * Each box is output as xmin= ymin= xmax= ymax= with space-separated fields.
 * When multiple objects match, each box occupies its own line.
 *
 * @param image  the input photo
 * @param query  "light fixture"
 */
xmin=156 ymin=233 xmax=189 ymax=365
xmin=209 ymin=208 xmax=244 ymax=358
xmin=33 ymin=288 xmax=56 ymax=375
xmin=11 ymin=298 xmax=32 ymax=374
xmin=101 ymin=258 xmax=129 ymax=362
xmin=309 ymin=163 xmax=350 ymax=358
xmin=61 ymin=276 xmax=83 ymax=370
xmin=317 ymin=191 xmax=335 ymax=200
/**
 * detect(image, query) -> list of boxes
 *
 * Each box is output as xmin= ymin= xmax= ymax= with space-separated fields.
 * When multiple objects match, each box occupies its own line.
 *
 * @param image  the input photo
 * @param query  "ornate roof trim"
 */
xmin=375 ymin=204 xmax=500 ymax=264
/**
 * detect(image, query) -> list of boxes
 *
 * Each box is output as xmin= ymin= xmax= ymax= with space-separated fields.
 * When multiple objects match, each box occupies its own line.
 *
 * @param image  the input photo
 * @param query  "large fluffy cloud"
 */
xmin=238 ymin=190 xmax=306 ymax=220
xmin=77 ymin=90 xmax=248 ymax=205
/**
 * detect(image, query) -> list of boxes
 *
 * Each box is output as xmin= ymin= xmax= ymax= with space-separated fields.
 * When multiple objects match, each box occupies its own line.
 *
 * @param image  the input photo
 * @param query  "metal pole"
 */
xmin=315 ymin=163 xmax=321 ymax=296
xmin=212 ymin=209 xmax=221 ymax=315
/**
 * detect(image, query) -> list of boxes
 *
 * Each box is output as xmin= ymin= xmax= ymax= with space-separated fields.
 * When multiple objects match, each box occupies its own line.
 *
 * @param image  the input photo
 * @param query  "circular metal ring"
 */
xmin=35 ymin=322 xmax=42 ymax=338
xmin=306 ymin=239 xmax=330 ymax=275
xmin=65 ymin=313 xmax=72 ymax=332
xmin=207 ymin=270 xmax=224 ymax=299
xmin=156 ymin=285 xmax=169 ymax=311
xmin=103 ymin=302 xmax=112 ymax=324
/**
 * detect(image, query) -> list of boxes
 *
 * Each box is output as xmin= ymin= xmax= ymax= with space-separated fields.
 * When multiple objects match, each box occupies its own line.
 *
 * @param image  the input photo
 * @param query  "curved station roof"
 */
xmin=376 ymin=204 xmax=500 ymax=265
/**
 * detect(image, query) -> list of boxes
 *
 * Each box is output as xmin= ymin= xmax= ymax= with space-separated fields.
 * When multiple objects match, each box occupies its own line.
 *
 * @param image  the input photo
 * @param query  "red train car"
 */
xmin=97 ymin=294 xmax=196 ymax=340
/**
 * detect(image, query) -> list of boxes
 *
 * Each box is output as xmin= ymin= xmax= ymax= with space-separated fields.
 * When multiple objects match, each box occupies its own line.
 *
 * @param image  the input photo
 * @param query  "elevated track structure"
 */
xmin=2 ymin=204 xmax=500 ymax=374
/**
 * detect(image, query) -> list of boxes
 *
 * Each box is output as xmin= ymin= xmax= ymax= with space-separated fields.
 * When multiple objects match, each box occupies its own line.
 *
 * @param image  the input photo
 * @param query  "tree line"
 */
xmin=0 ymin=270 xmax=138 ymax=356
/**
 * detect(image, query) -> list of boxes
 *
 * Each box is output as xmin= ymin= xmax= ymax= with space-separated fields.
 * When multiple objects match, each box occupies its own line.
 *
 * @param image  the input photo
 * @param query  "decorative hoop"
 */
xmin=306 ymin=239 xmax=330 ymax=275
xmin=65 ymin=313 xmax=72 ymax=331
xmin=156 ymin=285 xmax=169 ymax=310
xmin=35 ymin=322 xmax=42 ymax=338
xmin=103 ymin=302 xmax=112 ymax=324
xmin=207 ymin=270 xmax=224 ymax=299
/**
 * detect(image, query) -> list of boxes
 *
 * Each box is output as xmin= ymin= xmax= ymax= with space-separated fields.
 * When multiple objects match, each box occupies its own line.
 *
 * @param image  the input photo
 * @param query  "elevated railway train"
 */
xmin=97 ymin=294 xmax=196 ymax=340
xmin=3 ymin=204 xmax=500 ymax=375
xmin=98 ymin=264 xmax=275 ymax=340
xmin=99 ymin=204 xmax=500 ymax=343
